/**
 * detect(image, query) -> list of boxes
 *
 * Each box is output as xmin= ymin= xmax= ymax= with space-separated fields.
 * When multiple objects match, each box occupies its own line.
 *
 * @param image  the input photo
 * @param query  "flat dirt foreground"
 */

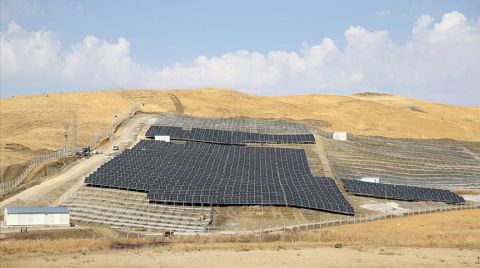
xmin=2 ymin=247 xmax=479 ymax=268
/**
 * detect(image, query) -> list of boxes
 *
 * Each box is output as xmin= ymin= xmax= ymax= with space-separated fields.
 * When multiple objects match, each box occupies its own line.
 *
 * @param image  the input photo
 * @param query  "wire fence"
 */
xmin=276 ymin=202 xmax=480 ymax=234
xmin=0 ymin=102 xmax=140 ymax=194
xmin=87 ymin=102 xmax=140 ymax=148
xmin=0 ymin=149 xmax=67 ymax=193
xmin=211 ymin=202 xmax=480 ymax=235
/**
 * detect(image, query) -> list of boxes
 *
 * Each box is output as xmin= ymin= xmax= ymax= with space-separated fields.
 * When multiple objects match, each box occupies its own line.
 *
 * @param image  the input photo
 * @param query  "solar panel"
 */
xmin=145 ymin=126 xmax=315 ymax=145
xmin=85 ymin=140 xmax=353 ymax=215
xmin=145 ymin=126 xmax=189 ymax=140
xmin=153 ymin=114 xmax=311 ymax=134
xmin=341 ymin=179 xmax=464 ymax=204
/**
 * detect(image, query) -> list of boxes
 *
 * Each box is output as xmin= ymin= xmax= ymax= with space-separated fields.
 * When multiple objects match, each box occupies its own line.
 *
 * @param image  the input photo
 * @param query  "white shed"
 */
xmin=361 ymin=177 xmax=380 ymax=183
xmin=4 ymin=207 xmax=70 ymax=226
xmin=333 ymin=132 xmax=348 ymax=141
xmin=154 ymin=135 xmax=171 ymax=142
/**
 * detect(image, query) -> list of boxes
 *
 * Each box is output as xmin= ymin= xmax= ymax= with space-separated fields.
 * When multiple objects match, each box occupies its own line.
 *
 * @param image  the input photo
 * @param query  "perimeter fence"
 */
xmin=0 ymin=149 xmax=67 ymax=193
xmin=207 ymin=202 xmax=480 ymax=235
xmin=0 ymin=101 xmax=139 ymax=194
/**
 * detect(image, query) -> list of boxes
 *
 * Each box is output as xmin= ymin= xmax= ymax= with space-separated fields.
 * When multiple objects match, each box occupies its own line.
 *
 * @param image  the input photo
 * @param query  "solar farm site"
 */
xmin=61 ymin=114 xmax=477 ymax=233
xmin=324 ymin=135 xmax=480 ymax=188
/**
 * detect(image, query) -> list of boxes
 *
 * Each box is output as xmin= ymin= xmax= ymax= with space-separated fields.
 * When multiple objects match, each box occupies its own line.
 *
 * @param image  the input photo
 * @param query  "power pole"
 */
xmin=63 ymin=122 xmax=69 ymax=154
xmin=71 ymin=116 xmax=77 ymax=153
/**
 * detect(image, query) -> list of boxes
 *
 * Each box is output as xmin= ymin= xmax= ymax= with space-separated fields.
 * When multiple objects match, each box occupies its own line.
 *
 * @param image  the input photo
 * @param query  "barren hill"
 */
xmin=1 ymin=88 xmax=479 ymax=180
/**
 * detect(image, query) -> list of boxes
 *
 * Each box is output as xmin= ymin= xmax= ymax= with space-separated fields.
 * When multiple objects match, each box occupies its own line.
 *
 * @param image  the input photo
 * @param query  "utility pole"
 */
xmin=63 ymin=122 xmax=69 ymax=154
xmin=71 ymin=116 xmax=77 ymax=153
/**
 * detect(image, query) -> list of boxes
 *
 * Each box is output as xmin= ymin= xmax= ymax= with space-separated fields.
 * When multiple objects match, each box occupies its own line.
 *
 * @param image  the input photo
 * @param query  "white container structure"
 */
xmin=3 ymin=207 xmax=70 ymax=226
xmin=360 ymin=177 xmax=380 ymax=183
xmin=333 ymin=132 xmax=348 ymax=141
xmin=155 ymin=135 xmax=171 ymax=142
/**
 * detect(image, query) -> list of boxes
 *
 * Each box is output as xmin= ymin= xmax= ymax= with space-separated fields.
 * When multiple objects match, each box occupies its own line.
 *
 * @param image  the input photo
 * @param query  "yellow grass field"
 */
xmin=1 ymin=88 xmax=479 ymax=179
xmin=1 ymin=208 xmax=479 ymax=254
xmin=1 ymin=209 xmax=479 ymax=268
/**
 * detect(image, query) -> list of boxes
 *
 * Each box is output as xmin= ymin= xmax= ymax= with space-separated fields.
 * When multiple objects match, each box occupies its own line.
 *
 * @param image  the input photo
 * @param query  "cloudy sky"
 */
xmin=1 ymin=0 xmax=479 ymax=105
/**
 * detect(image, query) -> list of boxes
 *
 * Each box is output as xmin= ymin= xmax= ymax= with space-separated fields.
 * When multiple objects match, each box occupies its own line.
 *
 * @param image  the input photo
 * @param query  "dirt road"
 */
xmin=313 ymin=134 xmax=335 ymax=178
xmin=0 ymin=114 xmax=155 ymax=213
xmin=2 ymin=246 xmax=479 ymax=268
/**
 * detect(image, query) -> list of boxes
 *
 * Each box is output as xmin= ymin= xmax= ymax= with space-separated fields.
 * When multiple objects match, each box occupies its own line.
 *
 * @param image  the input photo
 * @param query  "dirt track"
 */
xmin=3 ymin=246 xmax=479 ymax=268
xmin=0 ymin=114 xmax=155 ymax=214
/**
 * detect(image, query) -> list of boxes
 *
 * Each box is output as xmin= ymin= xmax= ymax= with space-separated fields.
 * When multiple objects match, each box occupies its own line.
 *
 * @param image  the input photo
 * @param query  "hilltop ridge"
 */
xmin=1 ymin=88 xmax=479 ymax=179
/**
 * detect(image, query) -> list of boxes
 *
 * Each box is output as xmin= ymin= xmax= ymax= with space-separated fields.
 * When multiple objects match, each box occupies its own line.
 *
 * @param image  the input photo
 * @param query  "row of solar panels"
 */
xmin=341 ymin=179 xmax=464 ymax=204
xmin=145 ymin=126 xmax=315 ymax=145
xmin=85 ymin=139 xmax=465 ymax=217
xmin=153 ymin=114 xmax=312 ymax=135
xmin=85 ymin=140 xmax=353 ymax=215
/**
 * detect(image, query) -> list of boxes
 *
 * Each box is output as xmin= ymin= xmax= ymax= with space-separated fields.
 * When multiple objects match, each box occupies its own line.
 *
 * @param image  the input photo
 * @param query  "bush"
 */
xmin=334 ymin=243 xmax=343 ymax=249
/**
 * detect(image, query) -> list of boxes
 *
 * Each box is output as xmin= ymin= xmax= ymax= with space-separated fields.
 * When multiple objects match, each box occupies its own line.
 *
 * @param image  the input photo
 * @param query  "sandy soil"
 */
xmin=2 ymin=246 xmax=479 ymax=268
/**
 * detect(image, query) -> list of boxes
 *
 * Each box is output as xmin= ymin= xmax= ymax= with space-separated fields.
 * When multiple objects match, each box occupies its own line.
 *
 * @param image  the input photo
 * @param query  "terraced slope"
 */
xmin=325 ymin=135 xmax=480 ymax=189
xmin=63 ymin=186 xmax=212 ymax=233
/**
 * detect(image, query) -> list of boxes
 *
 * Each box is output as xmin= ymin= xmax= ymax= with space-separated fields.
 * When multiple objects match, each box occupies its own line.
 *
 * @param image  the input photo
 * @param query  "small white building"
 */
xmin=361 ymin=177 xmax=380 ymax=183
xmin=154 ymin=135 xmax=171 ymax=142
xmin=3 ymin=207 xmax=70 ymax=226
xmin=333 ymin=131 xmax=348 ymax=141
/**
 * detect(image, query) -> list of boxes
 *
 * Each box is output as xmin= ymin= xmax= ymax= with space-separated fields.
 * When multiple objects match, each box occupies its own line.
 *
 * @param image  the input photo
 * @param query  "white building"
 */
xmin=360 ymin=177 xmax=380 ymax=183
xmin=333 ymin=131 xmax=348 ymax=141
xmin=3 ymin=207 xmax=70 ymax=226
xmin=154 ymin=135 xmax=171 ymax=142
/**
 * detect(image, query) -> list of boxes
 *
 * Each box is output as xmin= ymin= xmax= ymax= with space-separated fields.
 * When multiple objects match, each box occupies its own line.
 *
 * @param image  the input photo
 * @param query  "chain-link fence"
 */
xmin=0 ymin=149 xmax=67 ymax=193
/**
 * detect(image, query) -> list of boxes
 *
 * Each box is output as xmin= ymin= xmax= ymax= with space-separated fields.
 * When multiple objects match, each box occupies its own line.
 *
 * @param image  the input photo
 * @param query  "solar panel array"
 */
xmin=325 ymin=135 xmax=480 ymax=188
xmin=341 ymin=179 xmax=465 ymax=204
xmin=145 ymin=126 xmax=188 ymax=138
xmin=85 ymin=140 xmax=353 ymax=215
xmin=154 ymin=113 xmax=311 ymax=134
xmin=145 ymin=126 xmax=315 ymax=145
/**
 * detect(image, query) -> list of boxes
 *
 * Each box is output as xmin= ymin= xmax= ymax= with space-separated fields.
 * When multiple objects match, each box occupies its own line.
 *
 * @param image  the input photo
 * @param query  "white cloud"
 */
xmin=1 ymin=11 xmax=480 ymax=105
xmin=62 ymin=35 xmax=142 ymax=87
xmin=434 ymin=11 xmax=471 ymax=33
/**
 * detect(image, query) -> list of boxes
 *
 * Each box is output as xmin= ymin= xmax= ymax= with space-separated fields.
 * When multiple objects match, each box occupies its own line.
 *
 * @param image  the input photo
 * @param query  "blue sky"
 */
xmin=1 ymin=0 xmax=480 ymax=105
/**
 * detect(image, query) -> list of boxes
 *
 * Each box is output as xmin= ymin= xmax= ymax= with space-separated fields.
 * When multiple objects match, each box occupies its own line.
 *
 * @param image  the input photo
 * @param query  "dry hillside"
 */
xmin=1 ymin=88 xmax=479 ymax=181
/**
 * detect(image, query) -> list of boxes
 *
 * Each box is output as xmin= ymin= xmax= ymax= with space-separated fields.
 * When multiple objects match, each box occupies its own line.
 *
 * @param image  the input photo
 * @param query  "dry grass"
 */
xmin=1 ymin=209 xmax=478 ymax=255
xmin=210 ymin=205 xmax=346 ymax=230
xmin=0 ymin=91 xmax=135 ymax=179
xmin=142 ymin=88 xmax=480 ymax=141
xmin=173 ymin=209 xmax=480 ymax=249
xmin=2 ymin=88 xmax=479 ymax=180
